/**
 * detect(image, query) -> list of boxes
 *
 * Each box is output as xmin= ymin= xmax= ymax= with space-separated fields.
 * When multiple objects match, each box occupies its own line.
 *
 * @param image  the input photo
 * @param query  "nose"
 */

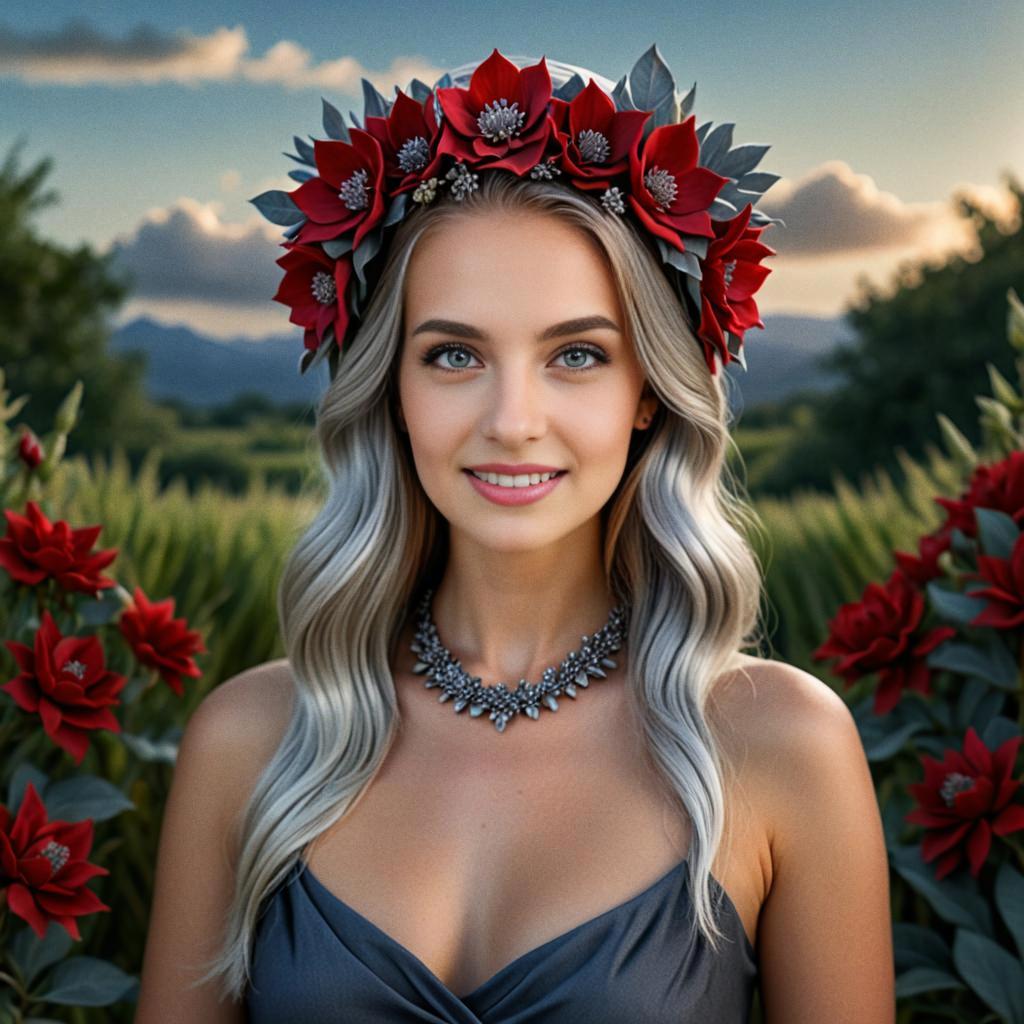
xmin=480 ymin=365 xmax=549 ymax=445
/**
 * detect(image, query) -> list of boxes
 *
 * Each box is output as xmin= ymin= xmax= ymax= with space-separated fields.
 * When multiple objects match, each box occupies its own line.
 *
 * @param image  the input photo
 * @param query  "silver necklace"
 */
xmin=409 ymin=587 xmax=630 ymax=733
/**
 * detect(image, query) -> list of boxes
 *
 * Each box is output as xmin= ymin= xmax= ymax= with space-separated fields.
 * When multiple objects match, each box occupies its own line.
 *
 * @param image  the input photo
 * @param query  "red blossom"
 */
xmin=934 ymin=450 xmax=1024 ymax=539
xmin=291 ymin=129 xmax=387 ymax=249
xmin=0 ymin=782 xmax=110 ymax=940
xmin=548 ymin=79 xmax=650 ymax=192
xmin=905 ymin=728 xmax=1024 ymax=879
xmin=894 ymin=527 xmax=954 ymax=586
xmin=363 ymin=89 xmax=442 ymax=194
xmin=18 ymin=429 xmax=43 ymax=469
xmin=811 ymin=568 xmax=956 ymax=715
xmin=117 ymin=586 xmax=206 ymax=698
xmin=272 ymin=242 xmax=355 ymax=352
xmin=962 ymin=531 xmax=1024 ymax=630
xmin=2 ymin=609 xmax=127 ymax=765
xmin=695 ymin=203 xmax=776 ymax=375
xmin=0 ymin=500 xmax=117 ymax=595
xmin=626 ymin=115 xmax=730 ymax=254
xmin=420 ymin=48 xmax=557 ymax=180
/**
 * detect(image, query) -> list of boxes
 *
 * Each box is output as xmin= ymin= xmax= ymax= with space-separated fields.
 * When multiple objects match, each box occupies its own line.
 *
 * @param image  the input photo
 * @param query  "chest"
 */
xmin=300 ymin=674 xmax=767 ymax=997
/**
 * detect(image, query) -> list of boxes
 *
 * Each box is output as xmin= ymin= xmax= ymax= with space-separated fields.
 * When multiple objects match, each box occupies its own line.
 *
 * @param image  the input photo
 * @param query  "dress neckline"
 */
xmin=296 ymin=854 xmax=753 ymax=1002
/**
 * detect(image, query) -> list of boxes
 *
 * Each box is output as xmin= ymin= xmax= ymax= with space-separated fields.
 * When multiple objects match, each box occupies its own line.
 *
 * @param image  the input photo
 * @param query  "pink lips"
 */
xmin=464 ymin=469 xmax=567 ymax=506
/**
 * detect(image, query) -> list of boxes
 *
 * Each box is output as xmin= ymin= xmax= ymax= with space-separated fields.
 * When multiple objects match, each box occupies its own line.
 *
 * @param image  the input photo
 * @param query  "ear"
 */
xmin=634 ymin=386 xmax=659 ymax=431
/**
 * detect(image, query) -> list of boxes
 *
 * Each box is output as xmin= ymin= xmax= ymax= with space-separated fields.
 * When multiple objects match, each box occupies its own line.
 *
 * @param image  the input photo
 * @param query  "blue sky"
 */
xmin=2 ymin=2 xmax=1022 ymax=338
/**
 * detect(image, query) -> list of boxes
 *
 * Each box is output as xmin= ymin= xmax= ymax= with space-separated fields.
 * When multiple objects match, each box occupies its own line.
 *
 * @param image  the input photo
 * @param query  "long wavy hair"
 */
xmin=194 ymin=167 xmax=771 ymax=1002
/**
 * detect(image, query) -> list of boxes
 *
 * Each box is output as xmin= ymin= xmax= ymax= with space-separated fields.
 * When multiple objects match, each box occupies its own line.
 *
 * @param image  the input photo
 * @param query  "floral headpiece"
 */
xmin=251 ymin=45 xmax=785 ymax=380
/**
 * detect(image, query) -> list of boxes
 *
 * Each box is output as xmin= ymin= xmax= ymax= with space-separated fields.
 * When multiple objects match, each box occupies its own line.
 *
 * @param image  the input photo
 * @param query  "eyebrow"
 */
xmin=410 ymin=314 xmax=623 ymax=341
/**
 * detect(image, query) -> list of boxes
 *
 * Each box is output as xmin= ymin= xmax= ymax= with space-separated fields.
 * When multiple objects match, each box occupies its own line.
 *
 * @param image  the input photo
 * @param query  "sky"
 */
xmin=1 ymin=1 xmax=1022 ymax=340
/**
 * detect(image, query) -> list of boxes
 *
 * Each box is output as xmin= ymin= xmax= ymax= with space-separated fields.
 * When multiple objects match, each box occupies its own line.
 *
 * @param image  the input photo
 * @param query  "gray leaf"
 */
xmin=717 ymin=143 xmax=771 ymax=179
xmin=627 ymin=43 xmax=677 ymax=115
xmin=361 ymin=77 xmax=392 ymax=120
xmin=322 ymin=237 xmax=353 ymax=259
xmin=250 ymin=190 xmax=305 ymax=227
xmin=321 ymin=97 xmax=350 ymax=143
xmin=735 ymin=170 xmax=780 ymax=194
xmin=700 ymin=122 xmax=735 ymax=169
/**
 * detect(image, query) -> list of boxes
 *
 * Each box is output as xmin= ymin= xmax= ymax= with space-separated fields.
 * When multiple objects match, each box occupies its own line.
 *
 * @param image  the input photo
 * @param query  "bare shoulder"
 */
xmin=718 ymin=656 xmax=895 ymax=1022
xmin=135 ymin=660 xmax=297 ymax=1022
xmin=196 ymin=658 xmax=297 ymax=835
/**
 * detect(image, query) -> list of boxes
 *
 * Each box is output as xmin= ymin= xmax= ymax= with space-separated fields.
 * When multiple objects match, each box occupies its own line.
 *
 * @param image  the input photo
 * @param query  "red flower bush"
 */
xmin=17 ymin=430 xmax=42 ymax=470
xmin=964 ymin=530 xmax=1024 ymax=630
xmin=117 ymin=585 xmax=207 ymax=698
xmin=0 ymin=782 xmax=110 ymax=941
xmin=905 ymin=728 xmax=1024 ymax=879
xmin=0 ymin=500 xmax=117 ymax=594
xmin=812 ymin=569 xmax=957 ymax=715
xmin=3 ymin=608 xmax=127 ymax=765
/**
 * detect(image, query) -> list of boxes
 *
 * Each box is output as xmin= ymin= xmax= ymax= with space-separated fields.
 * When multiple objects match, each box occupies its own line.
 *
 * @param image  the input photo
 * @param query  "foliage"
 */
xmin=0 ymin=137 xmax=176 ymax=460
xmin=757 ymin=172 xmax=1024 ymax=497
xmin=810 ymin=289 xmax=1024 ymax=1023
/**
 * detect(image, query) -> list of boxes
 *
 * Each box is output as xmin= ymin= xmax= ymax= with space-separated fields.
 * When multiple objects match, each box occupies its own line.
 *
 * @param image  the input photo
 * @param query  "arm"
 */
xmin=134 ymin=665 xmax=284 ymax=1023
xmin=757 ymin=665 xmax=895 ymax=1024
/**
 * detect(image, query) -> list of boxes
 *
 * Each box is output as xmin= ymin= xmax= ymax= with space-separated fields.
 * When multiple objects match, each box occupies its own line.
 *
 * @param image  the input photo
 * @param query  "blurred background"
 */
xmin=1 ymin=1 xmax=1021 ymax=500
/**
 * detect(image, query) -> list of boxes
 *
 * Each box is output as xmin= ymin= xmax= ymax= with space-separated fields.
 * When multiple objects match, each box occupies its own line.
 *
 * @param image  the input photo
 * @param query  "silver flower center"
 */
xmin=61 ymin=659 xmax=87 ymax=680
xmin=310 ymin=271 xmax=336 ymax=305
xmin=338 ymin=168 xmax=370 ymax=211
xmin=397 ymin=135 xmax=429 ymax=174
xmin=644 ymin=166 xmax=677 ymax=211
xmin=477 ymin=97 xmax=525 ymax=142
xmin=576 ymin=128 xmax=610 ymax=164
xmin=939 ymin=771 xmax=975 ymax=807
xmin=723 ymin=259 xmax=737 ymax=287
xmin=40 ymin=839 xmax=71 ymax=875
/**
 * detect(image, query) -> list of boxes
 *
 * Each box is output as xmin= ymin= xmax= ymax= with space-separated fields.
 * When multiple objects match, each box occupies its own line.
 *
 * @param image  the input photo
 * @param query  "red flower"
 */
xmin=363 ymin=88 xmax=442 ymax=194
xmin=935 ymin=450 xmax=1024 ymax=539
xmin=811 ymin=569 xmax=956 ymax=715
xmin=627 ymin=115 xmax=730 ymax=254
xmin=421 ymin=48 xmax=557 ymax=179
xmin=549 ymin=79 xmax=650 ymax=192
xmin=905 ymin=728 xmax=1024 ymax=879
xmin=962 ymin=530 xmax=1024 ymax=630
xmin=272 ymin=242 xmax=355 ymax=352
xmin=0 ymin=782 xmax=110 ymax=940
xmin=291 ymin=128 xmax=387 ymax=249
xmin=695 ymin=203 xmax=776 ymax=375
xmin=0 ymin=501 xmax=117 ymax=595
xmin=18 ymin=429 xmax=43 ymax=470
xmin=117 ymin=585 xmax=206 ymax=698
xmin=894 ymin=527 xmax=953 ymax=586
xmin=2 ymin=609 xmax=127 ymax=765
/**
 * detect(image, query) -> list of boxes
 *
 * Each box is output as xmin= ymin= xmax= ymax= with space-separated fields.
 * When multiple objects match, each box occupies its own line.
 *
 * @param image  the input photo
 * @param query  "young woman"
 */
xmin=136 ymin=52 xmax=895 ymax=1024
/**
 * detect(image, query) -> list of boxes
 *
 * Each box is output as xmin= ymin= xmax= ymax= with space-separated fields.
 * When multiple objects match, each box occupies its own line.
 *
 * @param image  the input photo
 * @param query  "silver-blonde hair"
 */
xmin=192 ymin=167 xmax=770 ymax=1003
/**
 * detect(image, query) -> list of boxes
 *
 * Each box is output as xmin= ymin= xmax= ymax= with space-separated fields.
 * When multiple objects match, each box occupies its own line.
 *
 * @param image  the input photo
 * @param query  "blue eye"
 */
xmin=421 ymin=342 xmax=609 ymax=374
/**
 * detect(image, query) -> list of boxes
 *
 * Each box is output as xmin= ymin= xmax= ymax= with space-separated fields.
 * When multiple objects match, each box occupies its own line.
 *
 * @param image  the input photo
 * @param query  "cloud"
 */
xmin=756 ymin=160 xmax=1007 ymax=259
xmin=106 ymin=196 xmax=285 ymax=303
xmin=0 ymin=17 xmax=444 ymax=93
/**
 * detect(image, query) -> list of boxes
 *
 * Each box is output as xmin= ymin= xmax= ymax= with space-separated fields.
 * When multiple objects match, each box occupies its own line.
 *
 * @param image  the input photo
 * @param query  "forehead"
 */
xmin=403 ymin=212 xmax=620 ymax=321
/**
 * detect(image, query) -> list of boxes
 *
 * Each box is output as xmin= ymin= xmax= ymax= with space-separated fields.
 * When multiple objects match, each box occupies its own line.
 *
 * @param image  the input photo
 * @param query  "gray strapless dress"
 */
xmin=245 ymin=855 xmax=758 ymax=1022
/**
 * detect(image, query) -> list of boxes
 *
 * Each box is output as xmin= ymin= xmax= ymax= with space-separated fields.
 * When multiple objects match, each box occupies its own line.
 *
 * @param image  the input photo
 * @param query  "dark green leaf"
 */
xmin=952 ymin=928 xmax=1024 ymax=1023
xmin=975 ymin=507 xmax=1020 ymax=560
xmin=8 ymin=921 xmax=73 ymax=988
xmin=36 ymin=957 xmax=137 ymax=1007
xmin=43 ymin=776 xmax=134 ymax=822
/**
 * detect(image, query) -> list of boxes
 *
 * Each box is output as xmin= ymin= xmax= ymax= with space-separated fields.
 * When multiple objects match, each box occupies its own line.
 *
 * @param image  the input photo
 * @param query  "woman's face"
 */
xmin=396 ymin=210 xmax=656 ymax=556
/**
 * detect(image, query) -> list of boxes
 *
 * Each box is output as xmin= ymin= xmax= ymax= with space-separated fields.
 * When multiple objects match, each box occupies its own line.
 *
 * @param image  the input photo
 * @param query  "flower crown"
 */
xmin=251 ymin=44 xmax=785 ymax=381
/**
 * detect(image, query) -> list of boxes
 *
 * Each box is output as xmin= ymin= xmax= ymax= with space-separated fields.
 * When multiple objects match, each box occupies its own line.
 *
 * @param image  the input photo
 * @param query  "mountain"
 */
xmin=109 ymin=317 xmax=330 ymax=406
xmin=109 ymin=313 xmax=856 ymax=410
